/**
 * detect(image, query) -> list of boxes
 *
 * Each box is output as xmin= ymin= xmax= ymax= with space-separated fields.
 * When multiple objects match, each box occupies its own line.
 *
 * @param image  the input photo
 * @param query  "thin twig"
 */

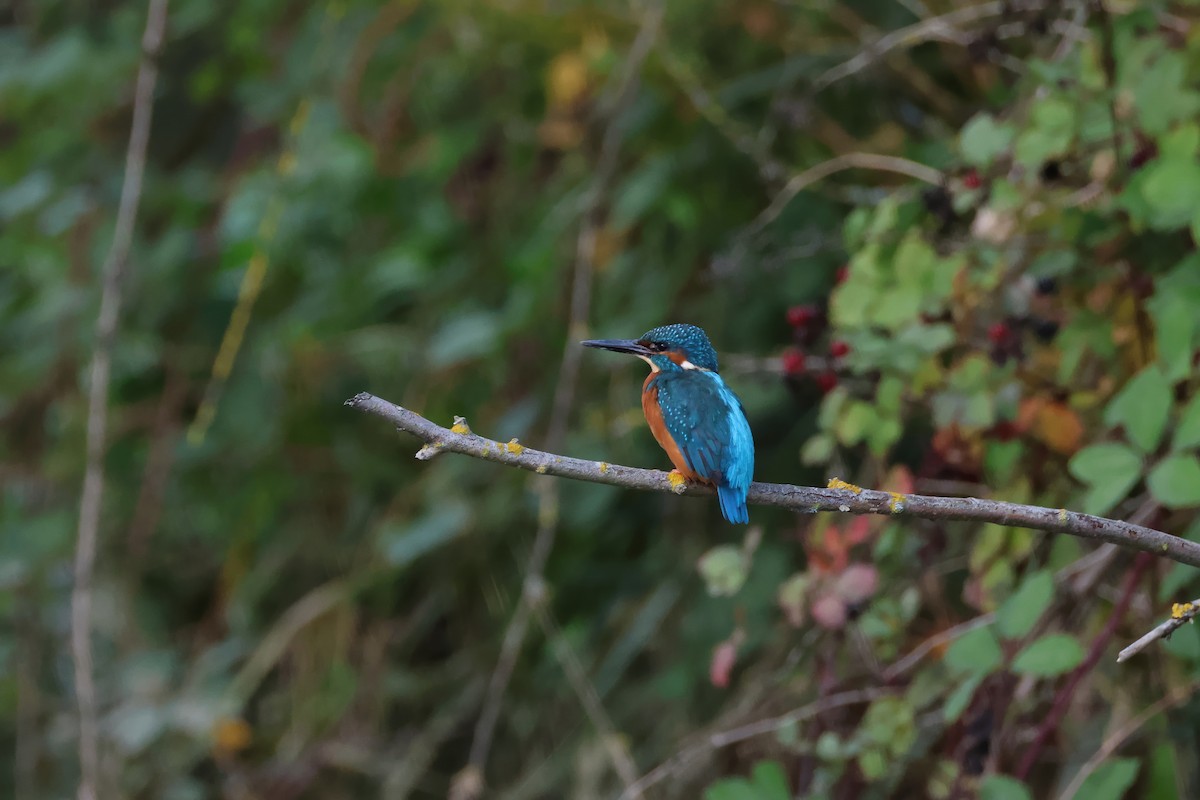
xmin=72 ymin=1 xmax=169 ymax=797
xmin=748 ymin=153 xmax=943 ymax=236
xmin=1056 ymin=678 xmax=1200 ymax=800
xmin=454 ymin=6 xmax=664 ymax=796
xmin=618 ymin=688 xmax=892 ymax=799
xmin=1117 ymin=597 xmax=1200 ymax=664
xmin=660 ymin=51 xmax=786 ymax=183
xmin=345 ymin=393 xmax=1200 ymax=570
xmin=811 ymin=1 xmax=1044 ymax=92
xmin=534 ymin=602 xmax=641 ymax=792
xmin=1014 ymin=554 xmax=1151 ymax=780
xmin=883 ymin=615 xmax=995 ymax=681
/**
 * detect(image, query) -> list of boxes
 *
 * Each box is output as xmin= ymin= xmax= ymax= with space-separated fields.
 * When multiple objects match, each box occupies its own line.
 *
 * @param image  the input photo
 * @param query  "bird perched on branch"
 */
xmin=583 ymin=323 xmax=755 ymax=523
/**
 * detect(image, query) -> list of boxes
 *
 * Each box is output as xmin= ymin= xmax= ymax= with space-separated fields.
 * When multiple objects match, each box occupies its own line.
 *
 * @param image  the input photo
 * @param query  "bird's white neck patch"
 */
xmin=680 ymin=359 xmax=709 ymax=371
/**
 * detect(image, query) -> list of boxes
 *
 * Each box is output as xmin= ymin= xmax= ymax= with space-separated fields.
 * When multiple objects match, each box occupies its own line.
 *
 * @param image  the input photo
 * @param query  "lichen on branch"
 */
xmin=345 ymin=391 xmax=1200 ymax=570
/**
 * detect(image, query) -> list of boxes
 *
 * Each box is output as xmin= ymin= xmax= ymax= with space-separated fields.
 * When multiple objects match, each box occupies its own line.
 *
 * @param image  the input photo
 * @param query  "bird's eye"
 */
xmin=648 ymin=342 xmax=667 ymax=352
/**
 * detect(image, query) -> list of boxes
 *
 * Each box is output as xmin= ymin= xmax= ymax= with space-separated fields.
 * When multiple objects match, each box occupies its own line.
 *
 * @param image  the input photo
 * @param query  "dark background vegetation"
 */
xmin=5 ymin=1 xmax=1200 ymax=798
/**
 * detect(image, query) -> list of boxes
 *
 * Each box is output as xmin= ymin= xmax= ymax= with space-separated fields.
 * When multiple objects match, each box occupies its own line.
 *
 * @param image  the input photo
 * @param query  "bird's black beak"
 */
xmin=581 ymin=338 xmax=653 ymax=357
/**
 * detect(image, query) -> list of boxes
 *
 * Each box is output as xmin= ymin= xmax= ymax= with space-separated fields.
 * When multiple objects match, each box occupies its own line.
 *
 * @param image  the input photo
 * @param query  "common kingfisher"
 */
xmin=583 ymin=323 xmax=755 ymax=524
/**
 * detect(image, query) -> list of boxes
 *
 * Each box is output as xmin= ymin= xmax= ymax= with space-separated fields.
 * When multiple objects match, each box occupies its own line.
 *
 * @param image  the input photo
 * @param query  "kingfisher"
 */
xmin=582 ymin=323 xmax=755 ymax=524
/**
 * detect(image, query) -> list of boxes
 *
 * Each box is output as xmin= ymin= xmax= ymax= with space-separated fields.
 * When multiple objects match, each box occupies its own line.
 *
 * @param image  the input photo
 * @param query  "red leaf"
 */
xmin=710 ymin=639 xmax=739 ymax=688
xmin=836 ymin=563 xmax=878 ymax=604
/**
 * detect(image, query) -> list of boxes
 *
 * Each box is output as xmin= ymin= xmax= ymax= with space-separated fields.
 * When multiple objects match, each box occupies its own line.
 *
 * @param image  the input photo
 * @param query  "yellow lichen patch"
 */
xmin=1172 ymin=602 xmax=1196 ymax=620
xmin=598 ymin=462 xmax=609 ymax=473
xmin=827 ymin=477 xmax=862 ymax=494
xmin=451 ymin=416 xmax=472 ymax=435
xmin=536 ymin=463 xmax=548 ymax=474
xmin=1058 ymin=508 xmax=1068 ymax=523
xmin=888 ymin=492 xmax=906 ymax=513
xmin=668 ymin=470 xmax=688 ymax=493
xmin=505 ymin=438 xmax=525 ymax=455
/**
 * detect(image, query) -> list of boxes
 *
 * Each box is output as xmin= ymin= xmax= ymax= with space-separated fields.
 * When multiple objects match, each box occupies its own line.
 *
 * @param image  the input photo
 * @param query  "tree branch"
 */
xmin=346 ymin=392 xmax=1200 ymax=570
xmin=72 ymin=1 xmax=168 ymax=797
xmin=1117 ymin=597 xmax=1200 ymax=663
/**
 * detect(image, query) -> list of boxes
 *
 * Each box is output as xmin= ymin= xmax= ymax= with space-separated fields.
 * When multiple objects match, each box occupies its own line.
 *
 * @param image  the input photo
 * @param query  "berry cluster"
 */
xmin=781 ymin=297 xmax=849 ymax=394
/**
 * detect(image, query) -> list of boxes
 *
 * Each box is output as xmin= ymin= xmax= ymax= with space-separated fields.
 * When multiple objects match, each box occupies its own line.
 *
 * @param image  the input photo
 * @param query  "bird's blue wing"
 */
xmin=654 ymin=372 xmax=754 ymax=523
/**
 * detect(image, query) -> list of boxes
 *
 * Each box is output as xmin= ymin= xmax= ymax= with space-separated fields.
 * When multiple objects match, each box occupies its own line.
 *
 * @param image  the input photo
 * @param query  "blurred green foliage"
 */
xmin=5 ymin=0 xmax=1200 ymax=798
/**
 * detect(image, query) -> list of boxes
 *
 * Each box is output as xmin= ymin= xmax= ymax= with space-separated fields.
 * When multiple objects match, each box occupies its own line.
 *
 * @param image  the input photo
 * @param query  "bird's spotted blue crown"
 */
xmin=640 ymin=323 xmax=720 ymax=371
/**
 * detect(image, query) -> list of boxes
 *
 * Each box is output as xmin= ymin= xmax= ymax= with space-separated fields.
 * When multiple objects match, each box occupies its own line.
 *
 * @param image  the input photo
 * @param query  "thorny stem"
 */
xmin=1014 ymin=553 xmax=1151 ymax=780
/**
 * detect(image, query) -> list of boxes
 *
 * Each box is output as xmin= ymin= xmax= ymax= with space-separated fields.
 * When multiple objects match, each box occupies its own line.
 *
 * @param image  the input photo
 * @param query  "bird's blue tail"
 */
xmin=717 ymin=484 xmax=749 ymax=524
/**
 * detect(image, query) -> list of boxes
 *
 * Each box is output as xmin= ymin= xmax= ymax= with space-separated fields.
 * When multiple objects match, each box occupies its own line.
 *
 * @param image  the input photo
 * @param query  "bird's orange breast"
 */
xmin=642 ymin=375 xmax=705 ymax=483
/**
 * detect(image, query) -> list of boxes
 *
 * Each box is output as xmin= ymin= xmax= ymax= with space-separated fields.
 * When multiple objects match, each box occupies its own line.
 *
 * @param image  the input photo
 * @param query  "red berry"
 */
xmin=815 ymin=370 xmax=838 ymax=394
xmin=782 ymin=350 xmax=806 ymax=375
xmin=829 ymin=340 xmax=850 ymax=358
xmin=835 ymin=265 xmax=849 ymax=285
xmin=988 ymin=322 xmax=1010 ymax=345
xmin=990 ymin=420 xmax=1019 ymax=442
xmin=1130 ymin=140 xmax=1158 ymax=171
xmin=963 ymin=168 xmax=982 ymax=190
xmin=787 ymin=304 xmax=817 ymax=328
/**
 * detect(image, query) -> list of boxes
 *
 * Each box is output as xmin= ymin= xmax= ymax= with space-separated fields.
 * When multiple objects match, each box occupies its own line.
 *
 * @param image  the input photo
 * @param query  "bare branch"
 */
xmin=534 ymin=601 xmax=640 ymax=791
xmin=747 ymin=152 xmax=944 ymax=237
xmin=346 ymin=392 xmax=1200 ymax=570
xmin=1056 ymin=677 xmax=1200 ymax=800
xmin=811 ymin=1 xmax=1044 ymax=92
xmin=1117 ymin=598 xmax=1200 ymax=664
xmin=72 ymin=1 xmax=169 ymax=797
xmin=618 ymin=688 xmax=892 ymax=799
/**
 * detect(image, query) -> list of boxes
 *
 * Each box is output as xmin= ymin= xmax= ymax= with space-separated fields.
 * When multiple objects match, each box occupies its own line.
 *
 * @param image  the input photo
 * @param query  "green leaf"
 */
xmin=863 ymin=696 xmax=916 ymax=756
xmin=748 ymin=761 xmax=790 ymax=800
xmin=858 ymin=747 xmax=887 ymax=781
xmin=1174 ymin=394 xmax=1200 ymax=451
xmin=698 ymin=545 xmax=747 ymax=597
xmin=704 ymin=761 xmax=790 ymax=800
xmin=800 ymin=433 xmax=834 ymax=466
xmin=981 ymin=775 xmax=1033 ymax=800
xmin=1104 ymin=365 xmax=1171 ymax=453
xmin=1014 ymin=97 xmax=1075 ymax=167
xmin=1068 ymin=757 xmax=1140 ymax=800
xmin=943 ymin=674 xmax=984 ymax=723
xmin=1152 ymin=294 xmax=1197 ymax=381
xmin=1068 ymin=443 xmax=1143 ymax=516
xmin=961 ymin=113 xmax=1015 ymax=167
xmin=836 ymin=401 xmax=877 ymax=446
xmin=1132 ymin=53 xmax=1200 ymax=135
xmin=380 ymin=501 xmax=471 ymax=567
xmin=1012 ymin=634 xmax=1085 ymax=677
xmin=1147 ymin=455 xmax=1200 ymax=508
xmin=426 ymin=312 xmax=501 ymax=367
xmin=704 ymin=780 xmax=758 ymax=800
xmin=1139 ymin=126 xmax=1200 ymax=230
xmin=997 ymin=570 xmax=1054 ymax=640
xmin=612 ymin=158 xmax=673 ymax=227
xmin=944 ymin=625 xmax=1002 ymax=676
